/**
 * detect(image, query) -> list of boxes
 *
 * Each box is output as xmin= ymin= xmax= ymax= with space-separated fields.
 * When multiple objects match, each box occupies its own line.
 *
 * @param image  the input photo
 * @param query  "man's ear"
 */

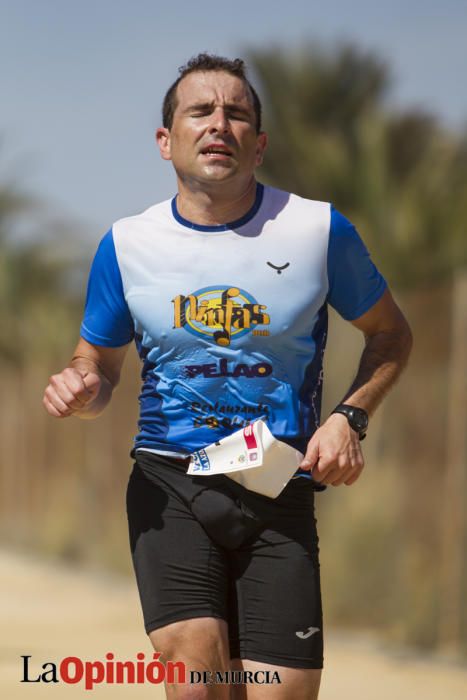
xmin=156 ymin=127 xmax=172 ymax=161
xmin=255 ymin=131 xmax=268 ymax=167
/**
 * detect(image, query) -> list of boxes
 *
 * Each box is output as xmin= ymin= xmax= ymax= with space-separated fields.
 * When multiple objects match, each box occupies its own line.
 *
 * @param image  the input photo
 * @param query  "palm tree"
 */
xmin=249 ymin=44 xmax=467 ymax=288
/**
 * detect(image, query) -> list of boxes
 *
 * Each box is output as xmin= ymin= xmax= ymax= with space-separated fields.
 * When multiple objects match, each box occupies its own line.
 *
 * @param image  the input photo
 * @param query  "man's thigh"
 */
xmin=127 ymin=461 xmax=230 ymax=632
xmin=228 ymin=479 xmax=323 ymax=671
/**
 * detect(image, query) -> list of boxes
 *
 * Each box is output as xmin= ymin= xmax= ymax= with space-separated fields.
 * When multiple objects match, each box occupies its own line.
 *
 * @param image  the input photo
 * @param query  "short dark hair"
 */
xmin=162 ymin=53 xmax=262 ymax=133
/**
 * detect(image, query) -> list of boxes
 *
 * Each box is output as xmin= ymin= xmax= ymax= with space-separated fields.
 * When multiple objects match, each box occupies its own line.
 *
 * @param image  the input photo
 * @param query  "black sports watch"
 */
xmin=331 ymin=404 xmax=368 ymax=440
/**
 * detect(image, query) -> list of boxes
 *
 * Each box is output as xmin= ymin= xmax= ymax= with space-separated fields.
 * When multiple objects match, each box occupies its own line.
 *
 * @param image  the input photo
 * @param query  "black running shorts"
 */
xmin=126 ymin=451 xmax=323 ymax=669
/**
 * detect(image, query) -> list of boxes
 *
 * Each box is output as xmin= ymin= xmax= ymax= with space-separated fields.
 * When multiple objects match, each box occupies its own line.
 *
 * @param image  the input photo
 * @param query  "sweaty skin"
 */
xmin=156 ymin=71 xmax=267 ymax=226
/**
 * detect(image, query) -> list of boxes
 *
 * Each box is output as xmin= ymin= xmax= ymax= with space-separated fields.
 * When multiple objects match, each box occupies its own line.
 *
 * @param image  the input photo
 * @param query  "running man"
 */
xmin=43 ymin=54 xmax=412 ymax=699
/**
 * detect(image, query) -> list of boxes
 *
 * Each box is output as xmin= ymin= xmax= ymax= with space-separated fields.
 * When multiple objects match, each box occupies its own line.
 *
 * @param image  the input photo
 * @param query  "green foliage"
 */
xmin=0 ymin=175 xmax=82 ymax=365
xmin=249 ymin=43 xmax=467 ymax=288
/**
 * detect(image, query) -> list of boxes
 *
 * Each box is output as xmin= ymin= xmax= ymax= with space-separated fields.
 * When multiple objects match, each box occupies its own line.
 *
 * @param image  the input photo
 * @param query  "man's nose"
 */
xmin=208 ymin=107 xmax=230 ymax=133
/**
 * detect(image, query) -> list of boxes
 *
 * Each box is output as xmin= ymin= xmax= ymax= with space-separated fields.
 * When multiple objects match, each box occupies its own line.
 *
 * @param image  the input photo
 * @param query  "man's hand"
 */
xmin=43 ymin=367 xmax=101 ymax=418
xmin=43 ymin=338 xmax=130 ymax=420
xmin=299 ymin=413 xmax=364 ymax=486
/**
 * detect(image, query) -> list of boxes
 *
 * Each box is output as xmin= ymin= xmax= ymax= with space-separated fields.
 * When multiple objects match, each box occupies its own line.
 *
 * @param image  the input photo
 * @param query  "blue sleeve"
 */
xmin=80 ymin=229 xmax=135 ymax=347
xmin=327 ymin=206 xmax=387 ymax=320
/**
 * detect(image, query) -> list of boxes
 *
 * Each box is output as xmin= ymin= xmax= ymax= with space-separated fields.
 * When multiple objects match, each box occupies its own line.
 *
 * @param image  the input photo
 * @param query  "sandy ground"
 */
xmin=2 ymin=548 xmax=467 ymax=699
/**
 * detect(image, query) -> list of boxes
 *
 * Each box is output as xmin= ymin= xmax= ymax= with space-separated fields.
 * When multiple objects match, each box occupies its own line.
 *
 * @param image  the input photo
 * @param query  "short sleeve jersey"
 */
xmin=81 ymin=184 xmax=386 ymax=456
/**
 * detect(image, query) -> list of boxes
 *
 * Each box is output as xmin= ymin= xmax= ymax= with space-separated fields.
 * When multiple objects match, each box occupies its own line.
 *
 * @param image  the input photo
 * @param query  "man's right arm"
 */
xmin=42 ymin=337 xmax=131 ymax=420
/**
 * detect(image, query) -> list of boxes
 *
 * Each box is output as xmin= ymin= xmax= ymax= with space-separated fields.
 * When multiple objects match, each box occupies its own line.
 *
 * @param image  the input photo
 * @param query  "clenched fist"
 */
xmin=42 ymin=367 xmax=102 ymax=418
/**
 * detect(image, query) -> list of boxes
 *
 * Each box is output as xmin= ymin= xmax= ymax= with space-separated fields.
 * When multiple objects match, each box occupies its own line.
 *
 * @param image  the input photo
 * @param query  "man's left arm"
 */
xmin=299 ymin=288 xmax=413 ymax=486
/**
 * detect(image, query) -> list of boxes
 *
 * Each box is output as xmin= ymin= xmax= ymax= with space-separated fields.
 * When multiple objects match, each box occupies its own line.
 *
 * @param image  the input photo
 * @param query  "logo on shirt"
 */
xmin=266 ymin=261 xmax=290 ymax=274
xmin=185 ymin=359 xmax=272 ymax=379
xmin=172 ymin=286 xmax=270 ymax=346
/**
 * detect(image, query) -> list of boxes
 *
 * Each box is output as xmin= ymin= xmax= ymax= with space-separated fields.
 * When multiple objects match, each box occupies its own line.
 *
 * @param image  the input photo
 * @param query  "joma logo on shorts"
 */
xmin=295 ymin=627 xmax=320 ymax=639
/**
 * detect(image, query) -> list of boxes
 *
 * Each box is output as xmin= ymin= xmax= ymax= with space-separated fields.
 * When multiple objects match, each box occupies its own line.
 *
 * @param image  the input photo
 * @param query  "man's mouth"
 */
xmin=200 ymin=144 xmax=233 ymax=157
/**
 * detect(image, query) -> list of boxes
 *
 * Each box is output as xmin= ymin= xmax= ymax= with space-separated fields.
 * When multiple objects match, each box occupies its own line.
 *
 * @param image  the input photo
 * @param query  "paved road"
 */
xmin=2 ymin=549 xmax=466 ymax=698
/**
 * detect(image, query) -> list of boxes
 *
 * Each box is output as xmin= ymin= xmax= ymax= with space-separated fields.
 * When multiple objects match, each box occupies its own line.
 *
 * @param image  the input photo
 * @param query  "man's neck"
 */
xmin=175 ymin=178 xmax=258 ymax=226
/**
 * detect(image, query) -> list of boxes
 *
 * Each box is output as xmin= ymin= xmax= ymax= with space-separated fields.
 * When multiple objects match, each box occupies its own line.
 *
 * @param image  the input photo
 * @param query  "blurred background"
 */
xmin=1 ymin=1 xmax=466 ymax=697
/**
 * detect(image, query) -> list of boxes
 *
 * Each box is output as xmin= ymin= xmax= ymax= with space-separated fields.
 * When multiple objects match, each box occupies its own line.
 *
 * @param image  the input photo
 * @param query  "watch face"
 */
xmin=333 ymin=405 xmax=368 ymax=435
xmin=351 ymin=408 xmax=368 ymax=432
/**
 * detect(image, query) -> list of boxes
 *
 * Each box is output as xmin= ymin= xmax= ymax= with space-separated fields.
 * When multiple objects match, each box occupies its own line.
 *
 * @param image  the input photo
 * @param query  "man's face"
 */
xmin=157 ymin=71 xmax=267 ymax=187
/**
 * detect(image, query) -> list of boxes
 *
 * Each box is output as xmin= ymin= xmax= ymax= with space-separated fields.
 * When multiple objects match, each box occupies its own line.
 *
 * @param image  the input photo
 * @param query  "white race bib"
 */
xmin=189 ymin=420 xmax=304 ymax=498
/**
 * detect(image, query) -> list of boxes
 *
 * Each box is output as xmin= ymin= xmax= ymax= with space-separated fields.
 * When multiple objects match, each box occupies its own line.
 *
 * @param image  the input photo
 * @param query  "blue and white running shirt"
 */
xmin=80 ymin=183 xmax=386 ymax=456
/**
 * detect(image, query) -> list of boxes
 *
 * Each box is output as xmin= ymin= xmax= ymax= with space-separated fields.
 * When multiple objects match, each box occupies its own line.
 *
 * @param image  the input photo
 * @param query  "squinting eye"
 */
xmin=228 ymin=113 xmax=248 ymax=121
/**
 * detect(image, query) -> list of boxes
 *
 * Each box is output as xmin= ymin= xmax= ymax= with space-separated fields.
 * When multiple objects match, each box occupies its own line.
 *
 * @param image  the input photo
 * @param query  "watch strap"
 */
xmin=331 ymin=404 xmax=368 ymax=440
